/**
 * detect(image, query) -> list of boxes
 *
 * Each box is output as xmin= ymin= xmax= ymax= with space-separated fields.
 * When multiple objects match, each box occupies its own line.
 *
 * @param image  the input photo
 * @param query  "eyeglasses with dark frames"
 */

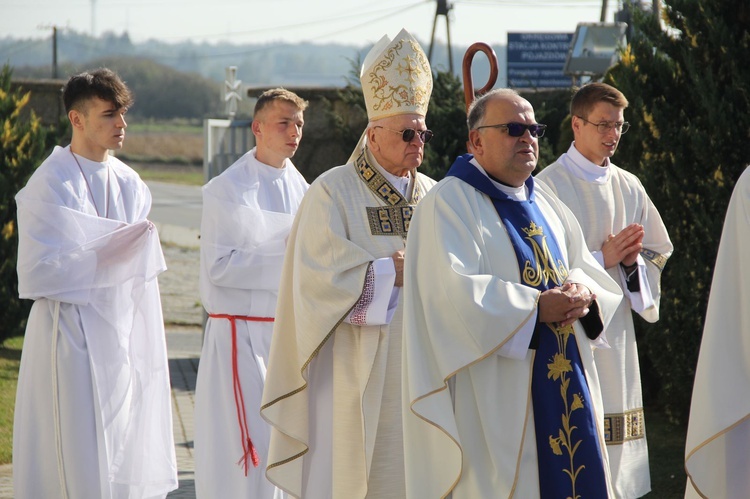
xmin=374 ymin=126 xmax=434 ymax=144
xmin=575 ymin=116 xmax=630 ymax=134
xmin=474 ymin=122 xmax=547 ymax=138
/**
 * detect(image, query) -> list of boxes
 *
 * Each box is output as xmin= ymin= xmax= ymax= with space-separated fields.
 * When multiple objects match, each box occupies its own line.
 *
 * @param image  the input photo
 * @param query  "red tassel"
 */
xmin=249 ymin=438 xmax=260 ymax=468
xmin=207 ymin=314 xmax=273 ymax=477
xmin=237 ymin=437 xmax=260 ymax=474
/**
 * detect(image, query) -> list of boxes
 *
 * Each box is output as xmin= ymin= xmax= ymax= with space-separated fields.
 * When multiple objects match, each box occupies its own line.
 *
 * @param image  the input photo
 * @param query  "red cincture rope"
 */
xmin=208 ymin=313 xmax=274 ymax=475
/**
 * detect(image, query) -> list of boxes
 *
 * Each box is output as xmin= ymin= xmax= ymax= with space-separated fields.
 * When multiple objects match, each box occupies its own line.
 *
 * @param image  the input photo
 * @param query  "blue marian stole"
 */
xmin=446 ymin=155 xmax=607 ymax=498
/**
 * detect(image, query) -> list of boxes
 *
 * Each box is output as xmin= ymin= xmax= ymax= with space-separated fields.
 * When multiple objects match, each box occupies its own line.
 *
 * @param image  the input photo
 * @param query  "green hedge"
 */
xmin=605 ymin=0 xmax=750 ymax=423
xmin=0 ymin=65 xmax=60 ymax=343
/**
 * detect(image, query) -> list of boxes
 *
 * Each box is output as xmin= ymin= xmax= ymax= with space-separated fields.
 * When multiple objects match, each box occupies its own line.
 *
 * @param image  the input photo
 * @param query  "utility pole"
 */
xmin=52 ymin=26 xmax=58 ymax=79
xmin=428 ymin=0 xmax=454 ymax=74
xmin=39 ymin=24 xmax=60 ymax=79
xmin=91 ymin=0 xmax=97 ymax=36
xmin=600 ymin=0 xmax=608 ymax=21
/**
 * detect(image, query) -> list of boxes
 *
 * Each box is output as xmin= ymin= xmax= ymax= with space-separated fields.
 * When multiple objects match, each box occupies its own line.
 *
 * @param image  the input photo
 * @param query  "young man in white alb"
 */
xmin=194 ymin=88 xmax=309 ymax=498
xmin=14 ymin=68 xmax=177 ymax=499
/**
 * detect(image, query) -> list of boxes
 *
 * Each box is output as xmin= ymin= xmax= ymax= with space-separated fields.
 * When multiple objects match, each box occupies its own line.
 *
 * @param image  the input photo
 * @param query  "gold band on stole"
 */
xmin=641 ymin=248 xmax=669 ymax=271
xmin=603 ymin=408 xmax=646 ymax=444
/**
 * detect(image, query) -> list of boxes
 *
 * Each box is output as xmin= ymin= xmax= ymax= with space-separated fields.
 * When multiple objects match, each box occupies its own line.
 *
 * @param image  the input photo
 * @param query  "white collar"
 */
xmin=250 ymin=147 xmax=289 ymax=180
xmin=69 ymin=147 xmax=109 ymax=172
xmin=469 ymin=157 xmax=528 ymax=201
xmin=562 ymin=142 xmax=611 ymax=184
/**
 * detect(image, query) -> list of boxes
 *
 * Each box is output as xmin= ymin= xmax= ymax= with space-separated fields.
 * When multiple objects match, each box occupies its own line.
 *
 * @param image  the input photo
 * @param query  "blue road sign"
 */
xmin=507 ymin=33 xmax=574 ymax=89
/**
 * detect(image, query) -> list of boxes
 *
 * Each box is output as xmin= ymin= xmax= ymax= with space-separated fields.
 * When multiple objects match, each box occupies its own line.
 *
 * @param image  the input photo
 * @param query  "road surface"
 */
xmin=146 ymin=181 xmax=202 ymax=248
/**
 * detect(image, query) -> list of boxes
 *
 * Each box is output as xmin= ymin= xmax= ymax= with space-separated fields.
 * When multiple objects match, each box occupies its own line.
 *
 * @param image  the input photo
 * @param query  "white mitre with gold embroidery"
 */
xmin=348 ymin=28 xmax=433 ymax=162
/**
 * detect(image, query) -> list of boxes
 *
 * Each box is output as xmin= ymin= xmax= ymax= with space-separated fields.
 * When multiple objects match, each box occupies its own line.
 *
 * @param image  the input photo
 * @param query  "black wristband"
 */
xmin=620 ymin=261 xmax=638 ymax=273
xmin=620 ymin=262 xmax=641 ymax=292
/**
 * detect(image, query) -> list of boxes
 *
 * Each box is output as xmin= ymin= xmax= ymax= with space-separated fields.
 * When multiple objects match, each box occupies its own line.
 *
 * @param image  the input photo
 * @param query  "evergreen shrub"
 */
xmin=0 ymin=65 xmax=59 ymax=342
xmin=605 ymin=0 xmax=750 ymax=423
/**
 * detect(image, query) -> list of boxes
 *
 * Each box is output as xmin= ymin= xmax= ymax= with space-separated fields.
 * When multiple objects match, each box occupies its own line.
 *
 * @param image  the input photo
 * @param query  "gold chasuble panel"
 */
xmin=355 ymin=151 xmax=423 ymax=238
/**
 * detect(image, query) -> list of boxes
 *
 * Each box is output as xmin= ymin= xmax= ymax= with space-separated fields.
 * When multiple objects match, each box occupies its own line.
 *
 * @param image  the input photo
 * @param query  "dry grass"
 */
xmin=131 ymin=162 xmax=204 ymax=186
xmin=120 ymin=129 xmax=203 ymax=165
xmin=0 ymin=336 xmax=23 ymax=465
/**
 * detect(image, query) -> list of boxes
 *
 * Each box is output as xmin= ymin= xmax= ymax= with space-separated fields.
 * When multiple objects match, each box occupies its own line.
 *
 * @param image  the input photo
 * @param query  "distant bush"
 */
xmin=421 ymin=71 xmax=469 ymax=180
xmin=89 ymin=57 xmax=222 ymax=120
xmin=13 ymin=57 xmax=222 ymax=120
xmin=605 ymin=0 xmax=750 ymax=423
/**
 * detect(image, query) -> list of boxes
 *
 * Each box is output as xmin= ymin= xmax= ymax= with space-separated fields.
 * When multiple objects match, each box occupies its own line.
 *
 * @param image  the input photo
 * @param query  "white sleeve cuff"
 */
xmin=620 ymin=254 xmax=655 ymax=312
xmin=345 ymin=257 xmax=397 ymax=326
xmin=497 ymin=310 xmax=537 ymax=359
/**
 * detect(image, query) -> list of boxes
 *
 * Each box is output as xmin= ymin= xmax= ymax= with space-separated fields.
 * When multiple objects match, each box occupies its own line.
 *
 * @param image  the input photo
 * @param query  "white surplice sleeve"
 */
xmin=636 ymin=188 xmax=673 ymax=323
xmin=16 ymin=199 xmax=162 ymax=304
xmin=201 ymin=187 xmax=293 ymax=291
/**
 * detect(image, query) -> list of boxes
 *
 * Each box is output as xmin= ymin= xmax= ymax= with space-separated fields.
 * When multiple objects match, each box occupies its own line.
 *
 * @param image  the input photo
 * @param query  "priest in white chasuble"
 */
xmin=260 ymin=28 xmax=436 ymax=499
xmin=536 ymin=82 xmax=673 ymax=499
xmin=13 ymin=68 xmax=177 ymax=499
xmin=194 ymin=89 xmax=309 ymax=499
xmin=685 ymin=166 xmax=750 ymax=499
xmin=402 ymin=88 xmax=623 ymax=498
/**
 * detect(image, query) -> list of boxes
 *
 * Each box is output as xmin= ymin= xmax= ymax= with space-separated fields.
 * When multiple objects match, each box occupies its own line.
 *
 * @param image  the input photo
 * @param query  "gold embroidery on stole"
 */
xmin=521 ymin=222 xmax=591 ymax=494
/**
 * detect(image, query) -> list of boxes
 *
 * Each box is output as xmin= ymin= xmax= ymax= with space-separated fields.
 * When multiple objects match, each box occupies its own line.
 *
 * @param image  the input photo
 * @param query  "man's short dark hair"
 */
xmin=570 ymin=82 xmax=628 ymax=119
xmin=254 ymin=88 xmax=308 ymax=117
xmin=62 ymin=68 xmax=133 ymax=114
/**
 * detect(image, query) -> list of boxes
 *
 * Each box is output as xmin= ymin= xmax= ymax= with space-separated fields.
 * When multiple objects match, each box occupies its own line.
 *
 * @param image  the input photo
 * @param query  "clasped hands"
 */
xmin=538 ymin=282 xmax=596 ymax=328
xmin=601 ymin=223 xmax=644 ymax=269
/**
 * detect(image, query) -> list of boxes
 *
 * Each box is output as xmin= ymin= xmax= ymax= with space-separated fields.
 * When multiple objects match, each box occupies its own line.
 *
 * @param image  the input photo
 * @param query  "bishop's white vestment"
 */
xmin=194 ymin=148 xmax=308 ymax=498
xmin=402 ymin=155 xmax=623 ymax=498
xmin=13 ymin=145 xmax=177 ymax=499
xmin=261 ymin=149 xmax=436 ymax=499
xmin=537 ymin=144 xmax=673 ymax=498
xmin=684 ymin=166 xmax=750 ymax=498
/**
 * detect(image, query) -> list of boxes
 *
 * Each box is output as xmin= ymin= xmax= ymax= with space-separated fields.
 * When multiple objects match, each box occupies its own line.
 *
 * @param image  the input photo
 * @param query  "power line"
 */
xmin=456 ymin=0 xmax=604 ymax=7
xmin=37 ymin=2 xmax=423 ymax=62
xmin=1 ymin=0 xmax=427 ymax=44
xmin=309 ymin=1 xmax=431 ymax=42
xmin=154 ymin=1 xmax=427 ymax=59
xmin=0 ymin=38 xmax=48 ymax=58
xmin=161 ymin=1 xmax=430 ymax=42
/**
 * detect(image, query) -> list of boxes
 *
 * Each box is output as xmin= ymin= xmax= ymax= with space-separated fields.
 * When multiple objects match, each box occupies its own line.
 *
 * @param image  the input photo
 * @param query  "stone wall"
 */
xmin=11 ymin=79 xmax=364 ymax=182
xmin=10 ymin=78 xmax=66 ymax=126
